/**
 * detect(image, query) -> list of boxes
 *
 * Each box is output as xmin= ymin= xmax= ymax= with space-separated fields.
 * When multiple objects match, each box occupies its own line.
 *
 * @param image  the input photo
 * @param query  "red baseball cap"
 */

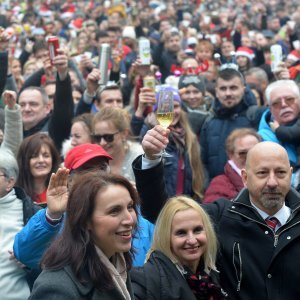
xmin=64 ymin=143 xmax=112 ymax=170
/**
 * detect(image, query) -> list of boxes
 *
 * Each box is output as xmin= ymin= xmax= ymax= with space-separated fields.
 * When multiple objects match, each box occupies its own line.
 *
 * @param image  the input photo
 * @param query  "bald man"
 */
xmin=132 ymin=127 xmax=300 ymax=300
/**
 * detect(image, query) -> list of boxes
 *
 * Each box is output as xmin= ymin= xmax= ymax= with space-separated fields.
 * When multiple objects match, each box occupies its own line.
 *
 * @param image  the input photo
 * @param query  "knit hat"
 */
xmin=153 ymin=85 xmax=181 ymax=111
xmin=236 ymin=46 xmax=255 ymax=60
xmin=178 ymin=75 xmax=206 ymax=94
xmin=64 ymin=143 xmax=112 ymax=171
xmin=287 ymin=50 xmax=300 ymax=62
xmin=122 ymin=26 xmax=136 ymax=40
xmin=187 ymin=37 xmax=197 ymax=46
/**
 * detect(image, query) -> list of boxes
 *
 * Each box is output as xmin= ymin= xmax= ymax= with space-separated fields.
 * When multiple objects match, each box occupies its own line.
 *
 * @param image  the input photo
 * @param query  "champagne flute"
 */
xmin=156 ymin=89 xmax=174 ymax=157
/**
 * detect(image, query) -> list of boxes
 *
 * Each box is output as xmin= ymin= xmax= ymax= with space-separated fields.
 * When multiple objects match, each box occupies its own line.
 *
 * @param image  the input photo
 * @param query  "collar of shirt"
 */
xmin=228 ymin=160 xmax=242 ymax=176
xmin=250 ymin=200 xmax=291 ymax=227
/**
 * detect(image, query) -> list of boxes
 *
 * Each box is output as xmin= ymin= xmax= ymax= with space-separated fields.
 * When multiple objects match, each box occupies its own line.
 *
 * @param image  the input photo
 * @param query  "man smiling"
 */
xmin=258 ymin=80 xmax=300 ymax=173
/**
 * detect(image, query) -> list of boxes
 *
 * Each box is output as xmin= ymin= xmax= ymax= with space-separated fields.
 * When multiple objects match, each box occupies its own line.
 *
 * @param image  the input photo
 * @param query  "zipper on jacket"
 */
xmin=232 ymin=242 xmax=242 ymax=292
xmin=274 ymin=234 xmax=279 ymax=247
xmin=229 ymin=208 xmax=297 ymax=248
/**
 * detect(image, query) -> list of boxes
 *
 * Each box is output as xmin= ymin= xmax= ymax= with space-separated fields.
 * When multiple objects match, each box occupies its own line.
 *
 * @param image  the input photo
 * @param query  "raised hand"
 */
xmin=86 ymin=68 xmax=101 ymax=96
xmin=46 ymin=168 xmax=70 ymax=219
xmin=3 ymin=90 xmax=17 ymax=110
xmin=53 ymin=48 xmax=69 ymax=81
xmin=136 ymin=87 xmax=156 ymax=117
xmin=0 ymin=27 xmax=10 ymax=52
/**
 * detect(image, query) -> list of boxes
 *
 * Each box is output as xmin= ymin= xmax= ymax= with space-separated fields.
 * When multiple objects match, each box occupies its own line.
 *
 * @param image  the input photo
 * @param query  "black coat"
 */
xmin=131 ymin=251 xmax=224 ymax=300
xmin=29 ymin=265 xmax=134 ymax=300
xmin=14 ymin=186 xmax=41 ymax=289
xmin=131 ymin=251 xmax=197 ymax=300
xmin=132 ymin=157 xmax=300 ymax=299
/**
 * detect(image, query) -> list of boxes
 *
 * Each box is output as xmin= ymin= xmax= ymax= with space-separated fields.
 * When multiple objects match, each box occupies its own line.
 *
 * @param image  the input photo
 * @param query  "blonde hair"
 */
xmin=147 ymin=196 xmax=218 ymax=273
xmin=179 ymin=110 xmax=205 ymax=199
xmin=93 ymin=107 xmax=132 ymax=136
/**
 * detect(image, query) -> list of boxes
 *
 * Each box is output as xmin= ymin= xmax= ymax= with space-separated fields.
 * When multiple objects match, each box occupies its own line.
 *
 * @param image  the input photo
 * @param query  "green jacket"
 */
xmin=29 ymin=265 xmax=134 ymax=300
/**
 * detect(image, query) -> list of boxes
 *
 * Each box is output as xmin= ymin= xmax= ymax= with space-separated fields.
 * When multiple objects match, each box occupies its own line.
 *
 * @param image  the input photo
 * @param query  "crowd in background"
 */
xmin=1 ymin=0 xmax=300 ymax=299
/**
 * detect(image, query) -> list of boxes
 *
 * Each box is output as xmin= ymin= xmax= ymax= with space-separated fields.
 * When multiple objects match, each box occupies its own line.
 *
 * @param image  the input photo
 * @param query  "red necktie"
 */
xmin=266 ymin=217 xmax=279 ymax=232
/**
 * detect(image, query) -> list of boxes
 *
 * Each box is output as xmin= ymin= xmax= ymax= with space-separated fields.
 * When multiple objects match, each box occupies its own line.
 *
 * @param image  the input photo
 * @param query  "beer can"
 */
xmin=270 ymin=45 xmax=282 ymax=72
xmin=139 ymin=38 xmax=151 ymax=65
xmin=143 ymin=75 xmax=156 ymax=91
xmin=98 ymin=43 xmax=111 ymax=86
xmin=47 ymin=36 xmax=59 ymax=64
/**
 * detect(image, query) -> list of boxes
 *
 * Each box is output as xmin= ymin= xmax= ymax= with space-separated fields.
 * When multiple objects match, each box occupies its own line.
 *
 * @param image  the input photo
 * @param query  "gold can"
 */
xmin=143 ymin=75 xmax=156 ymax=91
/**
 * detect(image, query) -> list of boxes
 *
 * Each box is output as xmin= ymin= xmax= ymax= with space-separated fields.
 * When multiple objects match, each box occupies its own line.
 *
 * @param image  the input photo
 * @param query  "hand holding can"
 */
xmin=47 ymin=36 xmax=60 ymax=65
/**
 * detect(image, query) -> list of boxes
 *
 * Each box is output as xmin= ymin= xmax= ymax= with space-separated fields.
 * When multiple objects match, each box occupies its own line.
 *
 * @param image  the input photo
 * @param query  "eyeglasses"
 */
xmin=91 ymin=131 xmax=119 ymax=143
xmin=235 ymin=150 xmax=248 ymax=158
xmin=271 ymin=97 xmax=296 ymax=109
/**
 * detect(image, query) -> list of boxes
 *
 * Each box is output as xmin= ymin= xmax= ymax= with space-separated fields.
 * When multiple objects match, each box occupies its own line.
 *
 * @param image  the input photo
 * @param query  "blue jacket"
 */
xmin=13 ymin=208 xmax=154 ymax=269
xmin=258 ymin=109 xmax=298 ymax=166
xmin=258 ymin=109 xmax=298 ymax=186
xmin=200 ymin=87 xmax=265 ymax=181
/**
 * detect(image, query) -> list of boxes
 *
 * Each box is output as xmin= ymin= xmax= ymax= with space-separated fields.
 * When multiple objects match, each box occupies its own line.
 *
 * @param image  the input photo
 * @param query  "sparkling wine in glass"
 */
xmin=156 ymin=89 xmax=174 ymax=157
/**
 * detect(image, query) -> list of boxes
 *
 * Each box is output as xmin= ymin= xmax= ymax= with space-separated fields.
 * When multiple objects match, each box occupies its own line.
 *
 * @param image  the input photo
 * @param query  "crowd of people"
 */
xmin=1 ymin=0 xmax=300 ymax=299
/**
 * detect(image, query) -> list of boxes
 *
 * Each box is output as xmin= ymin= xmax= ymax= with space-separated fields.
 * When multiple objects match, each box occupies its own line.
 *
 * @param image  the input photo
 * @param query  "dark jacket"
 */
xmin=203 ymin=162 xmax=243 ymax=203
xmin=15 ymin=186 xmax=41 ymax=289
xmin=15 ymin=186 xmax=41 ymax=226
xmin=205 ymin=188 xmax=300 ymax=300
xmin=22 ymin=73 xmax=74 ymax=152
xmin=132 ymin=157 xmax=300 ymax=299
xmin=131 ymin=251 xmax=224 ymax=300
xmin=200 ymin=88 xmax=265 ymax=180
xmin=29 ymin=265 xmax=134 ymax=300
xmin=152 ymin=42 xmax=180 ymax=83
xmin=135 ymin=124 xmax=197 ymax=199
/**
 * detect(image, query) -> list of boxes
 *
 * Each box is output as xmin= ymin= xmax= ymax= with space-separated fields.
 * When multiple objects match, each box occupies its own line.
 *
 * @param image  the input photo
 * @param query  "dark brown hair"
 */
xmin=42 ymin=173 xmax=139 ymax=291
xmin=16 ymin=133 xmax=60 ymax=201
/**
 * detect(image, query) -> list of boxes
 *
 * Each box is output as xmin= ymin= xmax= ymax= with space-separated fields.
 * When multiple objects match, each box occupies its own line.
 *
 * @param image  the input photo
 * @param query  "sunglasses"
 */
xmin=91 ymin=131 xmax=119 ymax=143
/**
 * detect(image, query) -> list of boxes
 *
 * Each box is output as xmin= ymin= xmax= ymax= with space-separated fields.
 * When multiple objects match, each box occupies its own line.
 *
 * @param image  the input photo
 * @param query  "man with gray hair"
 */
xmin=244 ymin=67 xmax=269 ymax=104
xmin=258 ymin=79 xmax=300 ymax=184
xmin=0 ymin=149 xmax=39 ymax=299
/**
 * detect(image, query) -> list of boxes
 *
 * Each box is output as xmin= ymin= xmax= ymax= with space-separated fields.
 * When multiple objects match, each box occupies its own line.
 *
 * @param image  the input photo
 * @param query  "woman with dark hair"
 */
xmin=17 ymin=133 xmax=60 ymax=205
xmin=29 ymin=173 xmax=138 ymax=299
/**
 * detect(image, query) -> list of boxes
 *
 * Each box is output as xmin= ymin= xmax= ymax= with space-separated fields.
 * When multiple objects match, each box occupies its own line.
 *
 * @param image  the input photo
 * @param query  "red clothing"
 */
xmin=203 ymin=162 xmax=244 ymax=203
xmin=34 ymin=189 xmax=47 ymax=206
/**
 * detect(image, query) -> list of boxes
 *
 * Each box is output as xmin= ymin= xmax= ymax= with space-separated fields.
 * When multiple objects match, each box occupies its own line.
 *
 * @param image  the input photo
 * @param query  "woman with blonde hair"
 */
xmin=131 ymin=196 xmax=226 ymax=299
xmin=92 ymin=107 xmax=143 ymax=181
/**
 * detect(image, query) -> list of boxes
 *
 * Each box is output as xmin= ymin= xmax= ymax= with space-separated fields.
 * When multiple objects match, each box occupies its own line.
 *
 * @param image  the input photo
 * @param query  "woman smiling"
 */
xmin=131 ymin=196 xmax=227 ymax=300
xmin=29 ymin=173 xmax=138 ymax=299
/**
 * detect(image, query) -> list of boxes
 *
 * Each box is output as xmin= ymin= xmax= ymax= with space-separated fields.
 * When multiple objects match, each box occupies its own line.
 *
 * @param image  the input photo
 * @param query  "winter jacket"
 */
xmin=203 ymin=162 xmax=244 ymax=203
xmin=131 ymin=250 xmax=224 ymax=300
xmin=152 ymin=42 xmax=180 ymax=83
xmin=14 ymin=187 xmax=41 ymax=290
xmin=200 ymin=88 xmax=266 ymax=181
xmin=258 ymin=109 xmax=298 ymax=167
xmin=14 ymin=208 xmax=154 ymax=269
xmin=204 ymin=188 xmax=300 ymax=300
xmin=29 ymin=265 xmax=134 ymax=300
xmin=132 ymin=157 xmax=300 ymax=299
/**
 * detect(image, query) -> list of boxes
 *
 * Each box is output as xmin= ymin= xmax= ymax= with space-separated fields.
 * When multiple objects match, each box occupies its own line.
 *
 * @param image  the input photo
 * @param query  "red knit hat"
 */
xmin=236 ymin=46 xmax=255 ymax=60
